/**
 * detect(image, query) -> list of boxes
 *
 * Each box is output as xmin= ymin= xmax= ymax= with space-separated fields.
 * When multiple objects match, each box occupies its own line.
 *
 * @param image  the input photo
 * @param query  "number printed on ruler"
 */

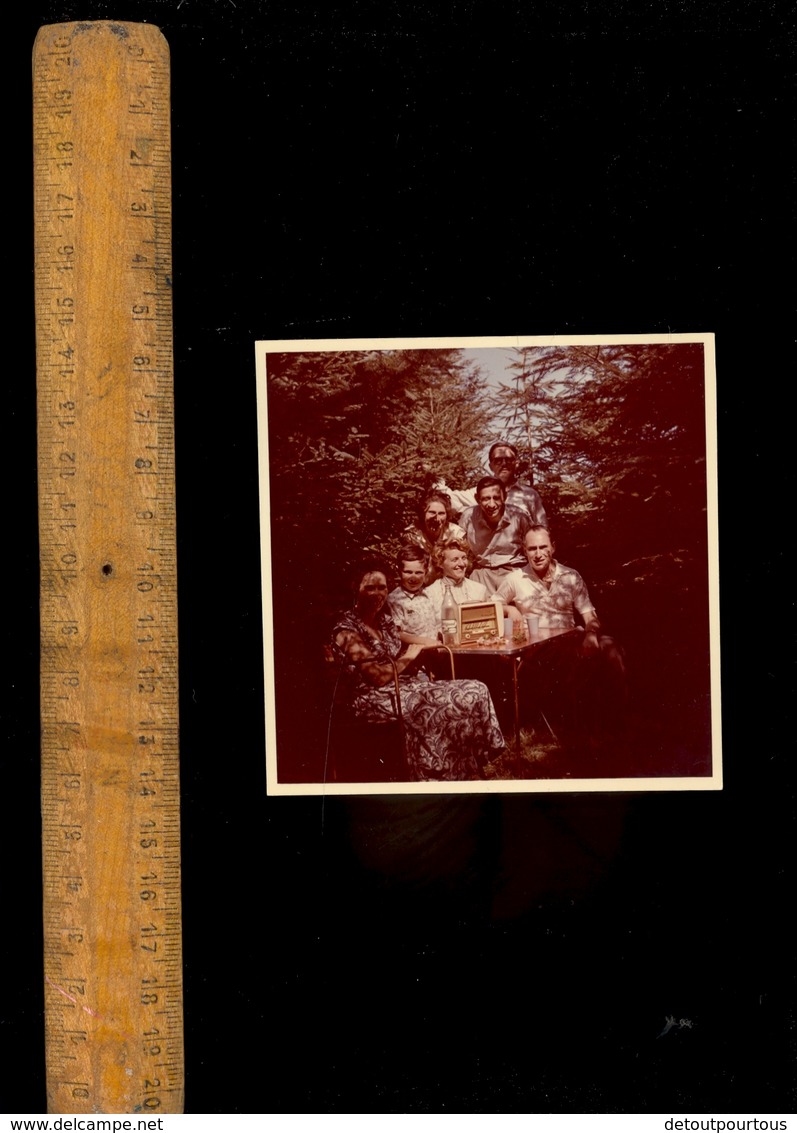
xmin=34 ymin=22 xmax=183 ymax=1114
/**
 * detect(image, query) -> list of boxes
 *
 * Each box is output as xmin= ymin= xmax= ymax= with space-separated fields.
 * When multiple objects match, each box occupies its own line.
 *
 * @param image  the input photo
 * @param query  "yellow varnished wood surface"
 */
xmin=34 ymin=22 xmax=183 ymax=1113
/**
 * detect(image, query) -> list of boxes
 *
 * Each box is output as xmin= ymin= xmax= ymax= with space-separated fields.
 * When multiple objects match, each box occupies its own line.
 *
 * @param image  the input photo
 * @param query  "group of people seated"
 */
xmin=330 ymin=441 xmax=626 ymax=782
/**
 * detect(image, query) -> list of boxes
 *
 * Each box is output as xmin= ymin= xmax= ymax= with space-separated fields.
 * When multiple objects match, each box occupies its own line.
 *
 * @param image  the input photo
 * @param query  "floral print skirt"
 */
xmin=352 ymin=677 xmax=505 ymax=781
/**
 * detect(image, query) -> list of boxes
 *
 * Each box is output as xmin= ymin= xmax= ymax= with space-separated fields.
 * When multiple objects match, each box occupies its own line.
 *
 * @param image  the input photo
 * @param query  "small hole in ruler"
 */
xmin=102 ymin=563 xmax=113 ymax=576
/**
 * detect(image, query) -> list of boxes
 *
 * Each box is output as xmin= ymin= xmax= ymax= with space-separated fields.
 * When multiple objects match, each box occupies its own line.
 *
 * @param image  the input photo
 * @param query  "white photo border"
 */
xmin=256 ymin=332 xmax=721 ymax=797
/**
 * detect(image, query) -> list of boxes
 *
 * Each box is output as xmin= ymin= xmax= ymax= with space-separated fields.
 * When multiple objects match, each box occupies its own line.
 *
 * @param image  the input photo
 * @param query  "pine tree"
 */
xmin=488 ymin=342 xmax=709 ymax=586
xmin=265 ymin=347 xmax=493 ymax=619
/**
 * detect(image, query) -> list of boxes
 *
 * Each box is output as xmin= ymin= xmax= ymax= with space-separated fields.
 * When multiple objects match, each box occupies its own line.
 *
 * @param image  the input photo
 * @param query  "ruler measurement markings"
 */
xmin=35 ymin=21 xmax=182 ymax=1115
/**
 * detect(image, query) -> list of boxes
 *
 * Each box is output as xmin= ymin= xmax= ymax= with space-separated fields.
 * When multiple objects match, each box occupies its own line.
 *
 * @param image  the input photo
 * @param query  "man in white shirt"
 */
xmin=459 ymin=477 xmax=531 ymax=594
xmin=387 ymin=543 xmax=439 ymax=645
xmin=495 ymin=527 xmax=601 ymax=636
xmin=496 ymin=526 xmax=627 ymax=749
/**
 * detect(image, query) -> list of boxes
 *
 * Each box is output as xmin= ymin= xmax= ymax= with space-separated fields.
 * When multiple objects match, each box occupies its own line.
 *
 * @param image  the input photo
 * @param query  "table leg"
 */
xmin=512 ymin=655 xmax=521 ymax=748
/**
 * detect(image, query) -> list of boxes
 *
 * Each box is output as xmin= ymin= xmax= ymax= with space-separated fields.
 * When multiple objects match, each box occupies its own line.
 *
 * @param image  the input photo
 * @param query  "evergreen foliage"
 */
xmin=489 ymin=343 xmax=709 ymax=590
xmin=266 ymin=348 xmax=493 ymax=616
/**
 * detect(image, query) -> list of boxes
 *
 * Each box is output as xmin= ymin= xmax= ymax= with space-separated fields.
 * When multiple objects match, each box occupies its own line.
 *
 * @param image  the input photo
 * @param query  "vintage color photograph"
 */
xmin=257 ymin=334 xmax=719 ymax=795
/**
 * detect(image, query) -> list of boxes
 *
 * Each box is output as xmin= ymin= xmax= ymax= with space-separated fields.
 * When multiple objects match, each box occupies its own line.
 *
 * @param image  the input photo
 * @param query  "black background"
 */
xmin=8 ymin=0 xmax=793 ymax=1115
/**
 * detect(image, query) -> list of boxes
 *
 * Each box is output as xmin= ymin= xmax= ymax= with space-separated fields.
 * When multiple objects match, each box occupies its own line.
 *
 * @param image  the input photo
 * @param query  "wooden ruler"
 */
xmin=33 ymin=22 xmax=183 ymax=1114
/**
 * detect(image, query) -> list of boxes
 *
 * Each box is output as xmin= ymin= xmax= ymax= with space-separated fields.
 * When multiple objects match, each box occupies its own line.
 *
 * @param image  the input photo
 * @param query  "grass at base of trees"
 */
xmin=485 ymin=729 xmax=564 ymax=779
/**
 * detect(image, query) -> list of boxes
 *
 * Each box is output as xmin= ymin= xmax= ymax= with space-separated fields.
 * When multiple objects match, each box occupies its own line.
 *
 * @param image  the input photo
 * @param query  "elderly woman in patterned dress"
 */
xmin=332 ymin=557 xmax=505 ymax=781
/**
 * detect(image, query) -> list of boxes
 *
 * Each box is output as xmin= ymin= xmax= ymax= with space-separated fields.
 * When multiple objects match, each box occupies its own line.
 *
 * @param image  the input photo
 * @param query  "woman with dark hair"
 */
xmin=403 ymin=489 xmax=467 ymax=582
xmin=331 ymin=557 xmax=505 ymax=781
